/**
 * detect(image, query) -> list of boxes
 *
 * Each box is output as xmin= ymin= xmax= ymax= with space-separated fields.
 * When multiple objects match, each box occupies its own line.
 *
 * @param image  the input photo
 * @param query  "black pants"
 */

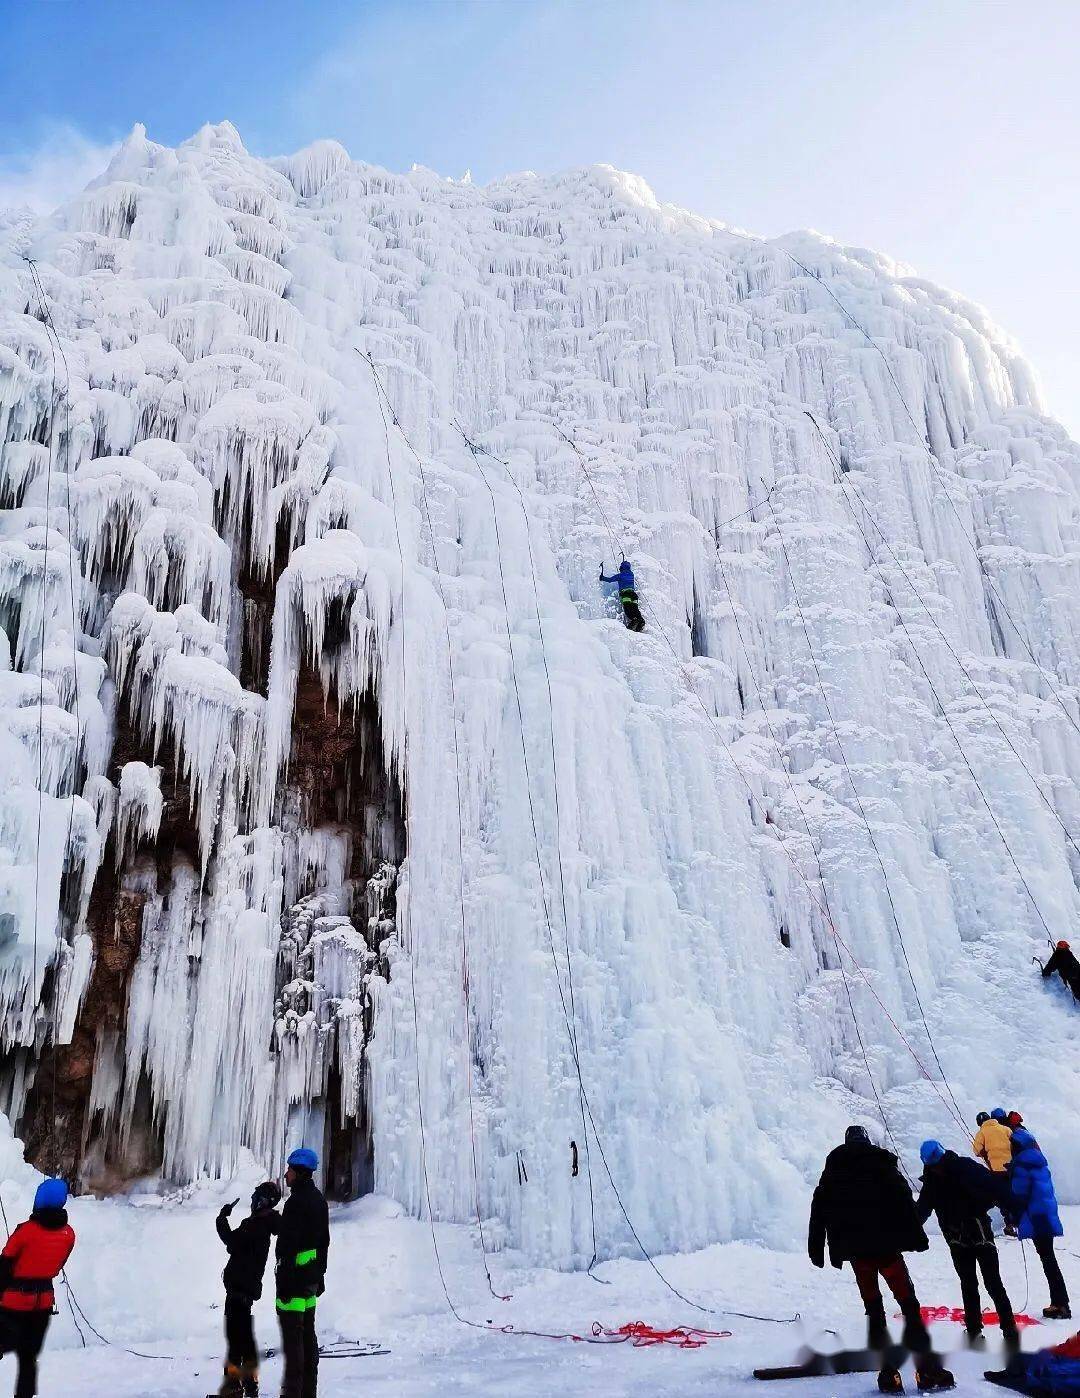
xmin=279 ymin=1307 xmax=318 ymax=1398
xmin=621 ymin=598 xmax=645 ymax=632
xmin=0 ymin=1310 xmax=50 ymax=1398
xmin=1033 ymin=1235 xmax=1070 ymax=1308
xmin=225 ymin=1290 xmax=257 ymax=1366
xmin=949 ymin=1244 xmax=1015 ymax=1332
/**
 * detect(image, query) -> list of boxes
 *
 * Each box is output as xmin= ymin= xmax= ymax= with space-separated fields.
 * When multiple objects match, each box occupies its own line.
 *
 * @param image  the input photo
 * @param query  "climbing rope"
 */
xmin=762 ymin=485 xmax=969 ymax=1133
xmin=360 ymin=351 xmax=799 ymax=1327
xmin=24 ymin=256 xmax=84 ymax=1172
xmin=552 ymin=420 xmax=970 ymax=1138
xmin=363 ymin=352 xmax=511 ymax=1309
xmin=724 ymin=228 xmax=1080 ymax=747
xmin=704 ymin=488 xmax=912 ymax=1173
xmin=455 ymin=422 xmax=606 ymax=1280
xmin=805 ymin=409 xmax=1072 ymax=950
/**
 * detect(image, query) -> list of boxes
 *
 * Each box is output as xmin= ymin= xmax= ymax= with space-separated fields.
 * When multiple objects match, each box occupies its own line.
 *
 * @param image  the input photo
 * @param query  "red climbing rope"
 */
xmin=914 ymin=1306 xmax=1041 ymax=1330
xmin=488 ymin=1318 xmax=732 ymax=1346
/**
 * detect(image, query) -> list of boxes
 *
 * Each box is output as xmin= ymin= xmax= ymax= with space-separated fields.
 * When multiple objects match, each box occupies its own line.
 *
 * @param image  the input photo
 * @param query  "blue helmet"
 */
xmin=991 ymin=1108 xmax=1007 ymax=1121
xmin=34 ymin=1177 xmax=68 ymax=1211
xmin=287 ymin=1147 xmax=319 ymax=1172
xmin=920 ymin=1140 xmax=946 ymax=1167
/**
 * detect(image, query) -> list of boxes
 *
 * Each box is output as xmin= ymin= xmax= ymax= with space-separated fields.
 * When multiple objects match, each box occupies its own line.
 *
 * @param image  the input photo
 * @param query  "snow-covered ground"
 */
xmin=11 ymin=1184 xmax=1079 ymax=1397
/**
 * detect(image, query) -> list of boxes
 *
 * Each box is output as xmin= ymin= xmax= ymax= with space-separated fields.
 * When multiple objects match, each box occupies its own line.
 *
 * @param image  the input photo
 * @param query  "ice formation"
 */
xmin=2 ymin=121 xmax=1080 ymax=1267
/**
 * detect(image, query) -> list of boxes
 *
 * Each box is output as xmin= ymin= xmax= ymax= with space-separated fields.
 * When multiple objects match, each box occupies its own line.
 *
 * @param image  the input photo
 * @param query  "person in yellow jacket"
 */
xmin=973 ymin=1109 xmax=1014 ymax=1173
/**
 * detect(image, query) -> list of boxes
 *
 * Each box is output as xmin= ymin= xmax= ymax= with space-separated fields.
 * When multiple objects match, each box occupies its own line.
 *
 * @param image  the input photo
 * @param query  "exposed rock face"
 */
xmin=1 ymin=124 xmax=1079 ymax=1265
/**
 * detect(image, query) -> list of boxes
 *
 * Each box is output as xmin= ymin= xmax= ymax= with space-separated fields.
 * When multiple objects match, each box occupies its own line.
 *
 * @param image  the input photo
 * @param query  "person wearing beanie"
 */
xmin=214 ymin=1181 xmax=282 ymax=1396
xmin=1008 ymin=1130 xmax=1071 ymax=1320
xmin=973 ymin=1111 xmax=1013 ymax=1174
xmin=276 ymin=1149 xmax=329 ymax=1398
xmin=809 ymin=1127 xmax=953 ymax=1392
xmin=0 ymin=1178 xmax=75 ymax=1397
xmin=916 ymin=1141 xmax=1018 ymax=1347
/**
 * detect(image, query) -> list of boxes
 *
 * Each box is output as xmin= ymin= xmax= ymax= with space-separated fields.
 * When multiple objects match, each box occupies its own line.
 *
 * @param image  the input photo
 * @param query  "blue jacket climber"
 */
xmin=600 ymin=559 xmax=635 ymax=593
xmin=599 ymin=559 xmax=644 ymax=632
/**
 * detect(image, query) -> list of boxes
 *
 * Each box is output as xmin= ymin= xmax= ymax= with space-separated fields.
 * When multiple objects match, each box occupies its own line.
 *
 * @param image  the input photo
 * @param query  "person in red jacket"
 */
xmin=0 ymin=1178 xmax=75 ymax=1398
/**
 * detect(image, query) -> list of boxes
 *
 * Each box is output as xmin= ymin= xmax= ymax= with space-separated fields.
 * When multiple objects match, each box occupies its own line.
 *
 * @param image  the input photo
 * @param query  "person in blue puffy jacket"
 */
xmin=599 ymin=559 xmax=645 ymax=632
xmin=1009 ymin=1129 xmax=1071 ymax=1319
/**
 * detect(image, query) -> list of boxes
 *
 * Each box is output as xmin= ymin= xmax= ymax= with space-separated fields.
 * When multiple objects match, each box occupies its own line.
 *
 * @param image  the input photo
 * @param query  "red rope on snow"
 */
xmin=595 ymin=1320 xmax=734 ymax=1347
xmin=909 ymin=1306 xmax=1041 ymax=1329
xmin=486 ymin=1319 xmax=731 ymax=1346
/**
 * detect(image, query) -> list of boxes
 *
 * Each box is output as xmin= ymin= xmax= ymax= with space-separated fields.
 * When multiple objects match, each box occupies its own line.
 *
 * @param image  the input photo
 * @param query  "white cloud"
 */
xmin=0 ymin=124 xmax=118 ymax=215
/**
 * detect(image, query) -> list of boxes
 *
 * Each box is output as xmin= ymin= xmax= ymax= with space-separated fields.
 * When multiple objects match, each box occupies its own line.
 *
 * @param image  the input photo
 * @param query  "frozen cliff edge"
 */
xmin=1 ymin=123 xmax=1079 ymax=1266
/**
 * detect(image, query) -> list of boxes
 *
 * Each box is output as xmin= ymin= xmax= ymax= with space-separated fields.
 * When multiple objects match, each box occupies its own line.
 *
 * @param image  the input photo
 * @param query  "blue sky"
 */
xmin=2 ymin=0 xmax=1078 ymax=433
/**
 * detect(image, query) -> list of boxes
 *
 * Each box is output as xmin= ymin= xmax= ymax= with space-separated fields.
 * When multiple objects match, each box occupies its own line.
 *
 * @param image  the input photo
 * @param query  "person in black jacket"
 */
xmin=1042 ymin=941 xmax=1080 ymax=1001
xmin=276 ymin=1148 xmax=330 ymax=1398
xmin=215 ymin=1180 xmax=281 ymax=1397
xmin=809 ymin=1127 xmax=952 ymax=1392
xmin=916 ymin=1141 xmax=1017 ymax=1347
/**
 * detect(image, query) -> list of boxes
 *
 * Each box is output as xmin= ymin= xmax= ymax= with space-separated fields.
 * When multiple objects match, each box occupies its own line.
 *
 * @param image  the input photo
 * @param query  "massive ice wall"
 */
xmin=2 ymin=121 xmax=1080 ymax=1265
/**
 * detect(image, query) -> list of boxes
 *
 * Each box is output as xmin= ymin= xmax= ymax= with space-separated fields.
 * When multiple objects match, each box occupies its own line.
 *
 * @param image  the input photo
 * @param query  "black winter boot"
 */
xmin=915 ymin=1363 xmax=955 ymax=1393
xmin=900 ymin=1301 xmax=932 ymax=1356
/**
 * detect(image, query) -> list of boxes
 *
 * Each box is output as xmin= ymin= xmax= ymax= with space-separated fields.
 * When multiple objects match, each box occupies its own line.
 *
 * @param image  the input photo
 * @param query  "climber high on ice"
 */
xmin=1040 ymin=941 xmax=1080 ymax=1002
xmin=599 ymin=558 xmax=645 ymax=632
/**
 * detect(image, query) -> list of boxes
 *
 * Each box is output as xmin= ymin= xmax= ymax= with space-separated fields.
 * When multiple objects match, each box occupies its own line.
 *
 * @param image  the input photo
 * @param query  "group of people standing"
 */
xmin=213 ymin=1147 xmax=329 ymax=1398
xmin=810 ymin=1113 xmax=1070 ymax=1394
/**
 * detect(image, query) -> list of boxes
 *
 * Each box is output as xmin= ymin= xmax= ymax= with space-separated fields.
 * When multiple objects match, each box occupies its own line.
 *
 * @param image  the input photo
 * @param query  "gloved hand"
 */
xmin=220 ymin=1198 xmax=240 ymax=1218
xmin=808 ymin=1245 xmax=825 ymax=1269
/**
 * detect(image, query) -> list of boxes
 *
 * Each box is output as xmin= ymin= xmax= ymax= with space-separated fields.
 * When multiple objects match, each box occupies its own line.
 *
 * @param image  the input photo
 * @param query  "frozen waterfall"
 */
xmin=1 ymin=121 xmax=1079 ymax=1268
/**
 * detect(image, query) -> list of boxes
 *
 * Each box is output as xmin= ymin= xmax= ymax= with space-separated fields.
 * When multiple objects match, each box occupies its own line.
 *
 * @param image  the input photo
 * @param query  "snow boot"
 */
xmin=1043 ymin=1304 xmax=1072 ymax=1320
xmin=877 ymin=1367 xmax=904 ymax=1393
xmin=915 ymin=1363 xmax=955 ymax=1393
xmin=241 ymin=1367 xmax=259 ymax=1398
xmin=215 ymin=1365 xmax=244 ymax=1398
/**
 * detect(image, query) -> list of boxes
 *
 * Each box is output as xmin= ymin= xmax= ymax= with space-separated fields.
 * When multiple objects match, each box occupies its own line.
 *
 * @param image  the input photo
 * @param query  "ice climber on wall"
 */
xmin=214 ymin=1180 xmax=282 ymax=1396
xmin=599 ymin=558 xmax=645 ymax=631
xmin=1041 ymin=941 xmax=1080 ymax=1001
xmin=809 ymin=1125 xmax=954 ymax=1393
xmin=0 ymin=1178 xmax=75 ymax=1398
xmin=276 ymin=1148 xmax=330 ymax=1398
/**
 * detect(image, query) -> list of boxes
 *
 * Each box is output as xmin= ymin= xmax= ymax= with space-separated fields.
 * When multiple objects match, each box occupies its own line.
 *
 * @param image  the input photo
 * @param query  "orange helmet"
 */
xmin=1058 ymin=940 xmax=1071 ymax=951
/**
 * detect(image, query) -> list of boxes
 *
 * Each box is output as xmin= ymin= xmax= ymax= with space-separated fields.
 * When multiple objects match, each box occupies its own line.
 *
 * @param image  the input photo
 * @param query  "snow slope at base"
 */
xmin=9 ymin=1180 xmax=1077 ymax=1397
